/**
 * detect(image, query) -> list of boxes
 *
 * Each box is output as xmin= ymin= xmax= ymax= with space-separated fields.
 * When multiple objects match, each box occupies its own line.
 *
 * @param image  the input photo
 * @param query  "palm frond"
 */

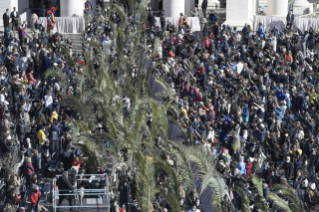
xmin=233 ymin=186 xmax=250 ymax=212
xmin=251 ymin=175 xmax=271 ymax=212
xmin=269 ymin=192 xmax=292 ymax=212
xmin=186 ymin=147 xmax=228 ymax=201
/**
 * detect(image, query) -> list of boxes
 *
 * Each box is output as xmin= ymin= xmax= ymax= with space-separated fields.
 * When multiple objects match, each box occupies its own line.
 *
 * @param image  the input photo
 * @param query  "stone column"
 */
xmin=223 ymin=0 xmax=253 ymax=30
xmin=309 ymin=3 xmax=314 ymax=14
xmin=163 ymin=0 xmax=185 ymax=17
xmin=267 ymin=0 xmax=288 ymax=17
xmin=0 ymin=0 xmax=18 ymax=28
xmin=60 ymin=0 xmax=84 ymax=17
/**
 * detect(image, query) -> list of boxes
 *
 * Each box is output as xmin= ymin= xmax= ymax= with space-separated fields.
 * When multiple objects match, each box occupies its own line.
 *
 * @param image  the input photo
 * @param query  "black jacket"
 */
xmin=56 ymin=175 xmax=75 ymax=194
xmin=10 ymin=11 xmax=19 ymax=22
xmin=3 ymin=12 xmax=9 ymax=28
xmin=286 ymin=13 xmax=294 ymax=24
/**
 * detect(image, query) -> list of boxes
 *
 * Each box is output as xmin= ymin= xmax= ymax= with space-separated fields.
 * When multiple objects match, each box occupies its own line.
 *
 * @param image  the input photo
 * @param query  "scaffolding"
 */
xmin=52 ymin=174 xmax=110 ymax=212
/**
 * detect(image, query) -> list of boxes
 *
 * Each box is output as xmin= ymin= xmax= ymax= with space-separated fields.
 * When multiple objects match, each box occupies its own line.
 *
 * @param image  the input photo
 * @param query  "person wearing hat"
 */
xmin=10 ymin=7 xmax=19 ymax=31
xmin=46 ymin=11 xmax=54 ymax=35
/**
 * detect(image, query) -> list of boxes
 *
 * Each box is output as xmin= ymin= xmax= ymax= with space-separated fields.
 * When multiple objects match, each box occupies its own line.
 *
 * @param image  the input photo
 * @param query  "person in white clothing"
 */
xmin=0 ymin=91 xmax=9 ymax=106
xmin=236 ymin=61 xmax=244 ymax=75
xmin=44 ymin=91 xmax=53 ymax=117
xmin=187 ymin=205 xmax=201 ymax=212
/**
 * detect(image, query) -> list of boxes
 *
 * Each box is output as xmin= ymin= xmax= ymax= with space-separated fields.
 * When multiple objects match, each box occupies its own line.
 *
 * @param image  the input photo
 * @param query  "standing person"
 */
xmin=50 ymin=7 xmax=57 ymax=29
xmin=23 ymin=157 xmax=34 ymax=189
xmin=3 ymin=9 xmax=10 ymax=37
xmin=257 ymin=22 xmax=264 ymax=39
xmin=10 ymin=7 xmax=19 ymax=31
xmin=18 ymin=22 xmax=27 ymax=54
xmin=147 ymin=10 xmax=155 ymax=30
xmin=286 ymin=9 xmax=294 ymax=29
xmin=85 ymin=0 xmax=93 ymax=12
xmin=201 ymin=0 xmax=208 ymax=18
xmin=56 ymin=171 xmax=75 ymax=211
xmin=283 ymin=156 xmax=294 ymax=181
xmin=41 ymin=5 xmax=46 ymax=17
xmin=118 ymin=177 xmax=131 ymax=211
xmin=30 ymin=186 xmax=41 ymax=212
xmin=46 ymin=11 xmax=54 ymax=34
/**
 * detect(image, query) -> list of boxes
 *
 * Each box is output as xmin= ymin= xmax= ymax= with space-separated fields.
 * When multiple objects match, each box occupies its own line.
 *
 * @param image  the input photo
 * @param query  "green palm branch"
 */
xmin=269 ymin=192 xmax=292 ymax=212
xmin=233 ymin=185 xmax=250 ymax=212
xmin=271 ymin=184 xmax=305 ymax=212
xmin=186 ymin=147 xmax=228 ymax=201
xmin=251 ymin=175 xmax=271 ymax=212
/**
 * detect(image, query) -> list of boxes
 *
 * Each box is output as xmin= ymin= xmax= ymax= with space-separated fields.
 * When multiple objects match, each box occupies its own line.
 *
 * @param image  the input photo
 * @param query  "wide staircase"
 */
xmin=63 ymin=33 xmax=83 ymax=54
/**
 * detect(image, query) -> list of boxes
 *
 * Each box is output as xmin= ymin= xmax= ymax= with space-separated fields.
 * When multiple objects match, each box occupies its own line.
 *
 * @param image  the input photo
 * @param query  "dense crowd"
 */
xmin=2 ymin=0 xmax=319 ymax=212
xmin=142 ymin=7 xmax=319 ymax=212
xmin=0 ymin=2 xmax=112 ymax=212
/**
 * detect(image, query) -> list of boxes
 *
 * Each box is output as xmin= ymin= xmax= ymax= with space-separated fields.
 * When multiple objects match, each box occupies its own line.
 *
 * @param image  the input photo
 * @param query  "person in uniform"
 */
xmin=46 ymin=11 xmax=55 ymax=37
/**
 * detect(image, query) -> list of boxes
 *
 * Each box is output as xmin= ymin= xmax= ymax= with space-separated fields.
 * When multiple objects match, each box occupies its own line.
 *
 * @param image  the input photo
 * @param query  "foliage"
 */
xmin=271 ymin=184 xmax=305 ymax=212
xmin=233 ymin=185 xmax=250 ymax=212
xmin=269 ymin=192 xmax=292 ymax=212
xmin=186 ymin=147 xmax=228 ymax=202
xmin=251 ymin=175 xmax=271 ymax=212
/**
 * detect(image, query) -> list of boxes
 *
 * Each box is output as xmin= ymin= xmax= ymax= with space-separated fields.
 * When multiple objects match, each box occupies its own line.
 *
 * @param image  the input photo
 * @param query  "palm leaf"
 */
xmin=269 ymin=192 xmax=292 ymax=212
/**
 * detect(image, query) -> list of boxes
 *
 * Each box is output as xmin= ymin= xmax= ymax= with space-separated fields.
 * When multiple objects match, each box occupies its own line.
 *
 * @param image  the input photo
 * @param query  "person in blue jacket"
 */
xmin=238 ymin=156 xmax=246 ymax=175
xmin=257 ymin=22 xmax=264 ymax=38
xmin=273 ymin=83 xmax=285 ymax=101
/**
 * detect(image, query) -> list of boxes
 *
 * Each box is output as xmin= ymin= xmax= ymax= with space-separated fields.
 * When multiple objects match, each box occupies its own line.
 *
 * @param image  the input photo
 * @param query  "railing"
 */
xmin=52 ymin=174 xmax=110 ymax=212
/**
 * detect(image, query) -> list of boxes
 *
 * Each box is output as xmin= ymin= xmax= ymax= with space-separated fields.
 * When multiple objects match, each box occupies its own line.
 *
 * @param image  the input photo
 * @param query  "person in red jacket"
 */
xmin=30 ymin=186 xmax=41 ymax=212
xmin=245 ymin=158 xmax=253 ymax=179
xmin=26 ymin=71 xmax=37 ymax=86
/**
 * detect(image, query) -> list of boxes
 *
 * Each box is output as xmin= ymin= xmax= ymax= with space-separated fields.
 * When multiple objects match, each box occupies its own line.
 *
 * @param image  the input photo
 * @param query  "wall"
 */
xmin=18 ymin=0 xmax=29 ymax=14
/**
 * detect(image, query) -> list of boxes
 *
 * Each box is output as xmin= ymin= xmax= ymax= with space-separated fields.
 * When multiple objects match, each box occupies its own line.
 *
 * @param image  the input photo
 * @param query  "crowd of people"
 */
xmin=1 ymin=0 xmax=319 ymax=211
xmin=143 ymin=6 xmax=319 ymax=212
xmin=0 ymin=1 xmax=113 ymax=212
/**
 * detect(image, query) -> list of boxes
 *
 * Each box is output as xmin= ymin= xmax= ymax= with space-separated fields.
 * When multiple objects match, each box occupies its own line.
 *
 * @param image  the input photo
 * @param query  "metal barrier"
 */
xmin=52 ymin=174 xmax=110 ymax=212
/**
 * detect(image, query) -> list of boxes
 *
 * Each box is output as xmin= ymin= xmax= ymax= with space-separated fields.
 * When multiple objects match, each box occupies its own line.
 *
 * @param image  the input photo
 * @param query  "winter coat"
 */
xmin=245 ymin=162 xmax=253 ymax=179
xmin=23 ymin=162 xmax=34 ymax=176
xmin=30 ymin=191 xmax=41 ymax=206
